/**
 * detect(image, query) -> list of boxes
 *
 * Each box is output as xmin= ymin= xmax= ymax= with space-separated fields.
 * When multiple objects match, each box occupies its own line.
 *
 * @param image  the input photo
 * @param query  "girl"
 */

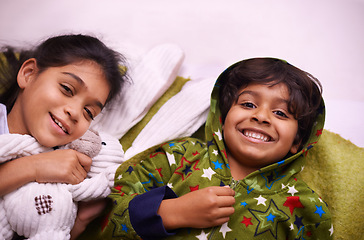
xmin=0 ymin=34 xmax=128 ymax=238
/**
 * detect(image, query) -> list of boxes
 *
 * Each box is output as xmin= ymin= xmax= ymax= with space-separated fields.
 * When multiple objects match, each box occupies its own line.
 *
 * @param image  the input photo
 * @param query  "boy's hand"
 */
xmin=158 ymin=186 xmax=235 ymax=230
xmin=33 ymin=149 xmax=92 ymax=185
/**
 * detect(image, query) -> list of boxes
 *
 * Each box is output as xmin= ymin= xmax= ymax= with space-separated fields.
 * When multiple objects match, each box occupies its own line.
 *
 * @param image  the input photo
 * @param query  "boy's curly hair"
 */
xmin=218 ymin=58 xmax=323 ymax=151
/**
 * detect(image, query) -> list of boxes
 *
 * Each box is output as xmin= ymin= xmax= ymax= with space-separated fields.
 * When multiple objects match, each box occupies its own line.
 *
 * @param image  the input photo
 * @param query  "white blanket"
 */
xmin=0 ymin=132 xmax=124 ymax=240
xmin=0 ymin=44 xmax=212 ymax=239
xmin=92 ymin=44 xmax=215 ymax=158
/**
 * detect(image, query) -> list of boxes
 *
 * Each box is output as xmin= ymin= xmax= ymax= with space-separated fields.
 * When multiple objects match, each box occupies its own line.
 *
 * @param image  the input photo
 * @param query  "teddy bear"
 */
xmin=0 ymin=129 xmax=124 ymax=240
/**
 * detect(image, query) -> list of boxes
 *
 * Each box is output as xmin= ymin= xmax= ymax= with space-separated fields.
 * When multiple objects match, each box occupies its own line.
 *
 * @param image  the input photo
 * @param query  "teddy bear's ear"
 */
xmin=67 ymin=129 xmax=102 ymax=158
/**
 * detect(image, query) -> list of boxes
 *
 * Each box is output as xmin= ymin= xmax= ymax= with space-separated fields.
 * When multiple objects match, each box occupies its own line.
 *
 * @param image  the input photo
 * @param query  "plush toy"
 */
xmin=0 ymin=130 xmax=124 ymax=240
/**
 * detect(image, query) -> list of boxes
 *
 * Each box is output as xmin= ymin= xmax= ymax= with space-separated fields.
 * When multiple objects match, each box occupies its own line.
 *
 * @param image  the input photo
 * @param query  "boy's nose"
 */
xmin=252 ymin=108 xmax=270 ymax=125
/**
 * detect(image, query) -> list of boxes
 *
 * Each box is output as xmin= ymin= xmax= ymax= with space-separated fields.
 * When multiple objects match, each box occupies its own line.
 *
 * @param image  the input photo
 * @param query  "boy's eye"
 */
xmin=84 ymin=108 xmax=94 ymax=120
xmin=61 ymin=84 xmax=74 ymax=96
xmin=274 ymin=110 xmax=288 ymax=118
xmin=241 ymin=102 xmax=256 ymax=108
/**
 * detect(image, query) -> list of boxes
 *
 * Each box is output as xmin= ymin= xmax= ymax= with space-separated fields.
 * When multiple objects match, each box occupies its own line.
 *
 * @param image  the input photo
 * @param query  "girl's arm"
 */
xmin=0 ymin=149 xmax=92 ymax=196
xmin=70 ymin=199 xmax=108 ymax=240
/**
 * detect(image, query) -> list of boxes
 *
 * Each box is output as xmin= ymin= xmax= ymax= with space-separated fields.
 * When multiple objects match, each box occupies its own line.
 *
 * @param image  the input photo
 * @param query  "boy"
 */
xmin=100 ymin=58 xmax=333 ymax=239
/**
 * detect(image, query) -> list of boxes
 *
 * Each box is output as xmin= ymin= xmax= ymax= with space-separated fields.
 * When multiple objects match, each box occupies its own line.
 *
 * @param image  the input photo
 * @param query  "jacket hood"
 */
xmin=204 ymin=75 xmax=325 ymax=192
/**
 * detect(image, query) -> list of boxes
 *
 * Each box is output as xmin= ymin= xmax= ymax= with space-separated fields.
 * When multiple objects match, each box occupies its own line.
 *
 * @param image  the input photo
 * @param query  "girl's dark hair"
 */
xmin=0 ymin=34 xmax=128 ymax=112
xmin=218 ymin=57 xmax=322 ymax=150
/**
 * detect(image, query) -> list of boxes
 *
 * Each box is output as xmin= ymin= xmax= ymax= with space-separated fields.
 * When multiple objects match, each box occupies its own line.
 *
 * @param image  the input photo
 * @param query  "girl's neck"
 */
xmin=7 ymin=101 xmax=25 ymax=135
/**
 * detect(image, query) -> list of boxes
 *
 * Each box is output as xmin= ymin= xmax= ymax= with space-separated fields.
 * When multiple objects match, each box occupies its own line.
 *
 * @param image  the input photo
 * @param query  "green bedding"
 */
xmin=80 ymin=76 xmax=363 ymax=240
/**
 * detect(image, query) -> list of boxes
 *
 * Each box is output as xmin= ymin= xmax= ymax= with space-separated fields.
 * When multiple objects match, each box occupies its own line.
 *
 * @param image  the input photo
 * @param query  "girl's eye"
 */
xmin=61 ymin=84 xmax=73 ymax=96
xmin=84 ymin=108 xmax=94 ymax=120
xmin=274 ymin=110 xmax=288 ymax=118
xmin=241 ymin=102 xmax=256 ymax=108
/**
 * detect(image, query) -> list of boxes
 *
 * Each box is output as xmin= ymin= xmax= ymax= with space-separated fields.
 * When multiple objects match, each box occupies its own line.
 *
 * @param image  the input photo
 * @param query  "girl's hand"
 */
xmin=158 ymin=186 xmax=235 ymax=230
xmin=70 ymin=199 xmax=108 ymax=240
xmin=0 ymin=149 xmax=92 ymax=197
xmin=33 ymin=149 xmax=92 ymax=185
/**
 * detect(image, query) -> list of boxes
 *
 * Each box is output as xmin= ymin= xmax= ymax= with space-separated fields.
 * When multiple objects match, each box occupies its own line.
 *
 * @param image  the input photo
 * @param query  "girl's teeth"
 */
xmin=53 ymin=118 xmax=68 ymax=133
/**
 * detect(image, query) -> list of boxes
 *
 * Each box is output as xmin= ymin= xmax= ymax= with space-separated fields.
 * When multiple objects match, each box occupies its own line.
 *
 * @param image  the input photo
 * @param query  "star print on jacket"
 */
xmin=100 ymin=69 xmax=332 ymax=239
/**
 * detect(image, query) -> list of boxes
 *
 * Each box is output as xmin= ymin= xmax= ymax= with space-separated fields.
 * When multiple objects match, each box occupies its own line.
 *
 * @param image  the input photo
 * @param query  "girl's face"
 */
xmin=8 ymin=59 xmax=110 ymax=148
xmin=223 ymin=82 xmax=299 ymax=179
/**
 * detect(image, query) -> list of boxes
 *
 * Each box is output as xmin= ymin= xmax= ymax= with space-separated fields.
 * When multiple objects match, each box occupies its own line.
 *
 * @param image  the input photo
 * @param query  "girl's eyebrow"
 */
xmin=62 ymin=72 xmax=85 ymax=86
xmin=62 ymin=72 xmax=104 ymax=110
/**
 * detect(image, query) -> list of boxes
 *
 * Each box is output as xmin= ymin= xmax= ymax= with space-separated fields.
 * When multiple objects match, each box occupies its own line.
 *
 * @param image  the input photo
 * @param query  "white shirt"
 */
xmin=0 ymin=103 xmax=9 ymax=135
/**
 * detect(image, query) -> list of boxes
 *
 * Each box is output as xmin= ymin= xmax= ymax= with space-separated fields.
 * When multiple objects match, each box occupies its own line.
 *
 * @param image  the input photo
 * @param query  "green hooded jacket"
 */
xmin=100 ymin=78 xmax=332 ymax=240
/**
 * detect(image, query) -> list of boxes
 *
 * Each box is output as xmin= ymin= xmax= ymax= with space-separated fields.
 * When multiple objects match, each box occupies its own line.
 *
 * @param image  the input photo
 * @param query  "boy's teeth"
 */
xmin=53 ymin=118 xmax=68 ymax=133
xmin=243 ymin=130 xmax=269 ymax=142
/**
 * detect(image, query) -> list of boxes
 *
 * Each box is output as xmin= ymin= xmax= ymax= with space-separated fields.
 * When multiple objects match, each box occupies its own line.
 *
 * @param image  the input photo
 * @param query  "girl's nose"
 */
xmin=64 ymin=104 xmax=81 ymax=123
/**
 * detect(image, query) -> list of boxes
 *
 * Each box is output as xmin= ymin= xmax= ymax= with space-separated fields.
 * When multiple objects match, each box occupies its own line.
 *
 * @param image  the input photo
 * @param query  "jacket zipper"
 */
xmin=229 ymin=178 xmax=240 ymax=190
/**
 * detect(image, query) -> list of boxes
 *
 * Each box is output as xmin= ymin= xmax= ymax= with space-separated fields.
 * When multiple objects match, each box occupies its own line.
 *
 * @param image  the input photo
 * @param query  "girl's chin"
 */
xmin=35 ymin=135 xmax=64 ymax=148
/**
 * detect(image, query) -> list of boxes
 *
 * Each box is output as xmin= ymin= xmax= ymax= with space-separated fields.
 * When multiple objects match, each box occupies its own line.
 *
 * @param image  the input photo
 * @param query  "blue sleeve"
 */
xmin=129 ymin=185 xmax=178 ymax=240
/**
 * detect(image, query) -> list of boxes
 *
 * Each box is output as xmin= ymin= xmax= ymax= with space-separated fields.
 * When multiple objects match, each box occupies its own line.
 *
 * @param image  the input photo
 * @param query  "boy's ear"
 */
xmin=290 ymin=143 xmax=300 ymax=154
xmin=17 ymin=58 xmax=38 ymax=88
xmin=290 ymin=132 xmax=302 ymax=154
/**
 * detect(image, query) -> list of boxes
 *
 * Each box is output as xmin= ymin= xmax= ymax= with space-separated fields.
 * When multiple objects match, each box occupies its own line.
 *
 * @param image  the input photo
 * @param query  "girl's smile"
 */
xmin=50 ymin=113 xmax=70 ymax=135
xmin=7 ymin=59 xmax=110 ymax=148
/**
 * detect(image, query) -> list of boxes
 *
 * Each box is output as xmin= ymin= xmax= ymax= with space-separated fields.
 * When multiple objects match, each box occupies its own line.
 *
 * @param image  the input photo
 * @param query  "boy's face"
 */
xmin=223 ymin=83 xmax=299 ymax=177
xmin=8 ymin=59 xmax=110 ymax=148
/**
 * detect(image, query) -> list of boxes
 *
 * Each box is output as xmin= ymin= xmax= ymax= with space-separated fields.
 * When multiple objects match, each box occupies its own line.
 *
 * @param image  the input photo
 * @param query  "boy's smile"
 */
xmin=241 ymin=129 xmax=272 ymax=143
xmin=223 ymin=83 xmax=299 ymax=179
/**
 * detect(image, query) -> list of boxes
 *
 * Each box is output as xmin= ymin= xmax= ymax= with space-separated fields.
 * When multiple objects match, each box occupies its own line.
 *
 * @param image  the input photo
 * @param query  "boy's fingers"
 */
xmin=218 ymin=194 xmax=236 ymax=206
xmin=217 ymin=205 xmax=235 ymax=216
xmin=215 ymin=186 xmax=235 ymax=196
xmin=206 ymin=186 xmax=235 ymax=207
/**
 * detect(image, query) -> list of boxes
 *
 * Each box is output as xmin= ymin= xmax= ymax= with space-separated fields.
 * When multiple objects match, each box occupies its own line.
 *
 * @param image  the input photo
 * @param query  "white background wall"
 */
xmin=1 ymin=0 xmax=363 ymax=147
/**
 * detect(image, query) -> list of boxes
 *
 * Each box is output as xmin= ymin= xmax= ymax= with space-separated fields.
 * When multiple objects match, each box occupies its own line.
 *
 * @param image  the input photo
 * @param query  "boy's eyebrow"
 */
xmin=62 ymin=72 xmax=105 ymax=110
xmin=237 ymin=90 xmax=257 ymax=98
xmin=238 ymin=90 xmax=289 ymax=105
xmin=236 ymin=90 xmax=256 ymax=103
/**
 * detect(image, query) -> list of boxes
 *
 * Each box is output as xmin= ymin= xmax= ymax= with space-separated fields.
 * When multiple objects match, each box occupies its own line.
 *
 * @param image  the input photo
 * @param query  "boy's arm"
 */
xmin=101 ymin=145 xmax=178 ymax=239
xmin=129 ymin=186 xmax=178 ymax=238
xmin=0 ymin=149 xmax=91 ymax=196
xmin=101 ymin=142 xmax=235 ymax=240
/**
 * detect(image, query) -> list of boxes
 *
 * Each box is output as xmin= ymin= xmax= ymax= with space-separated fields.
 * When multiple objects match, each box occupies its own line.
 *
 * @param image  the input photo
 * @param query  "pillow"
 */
xmin=91 ymin=43 xmax=185 ymax=139
xmin=119 ymin=75 xmax=190 ymax=151
xmin=122 ymin=74 xmax=214 ymax=159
